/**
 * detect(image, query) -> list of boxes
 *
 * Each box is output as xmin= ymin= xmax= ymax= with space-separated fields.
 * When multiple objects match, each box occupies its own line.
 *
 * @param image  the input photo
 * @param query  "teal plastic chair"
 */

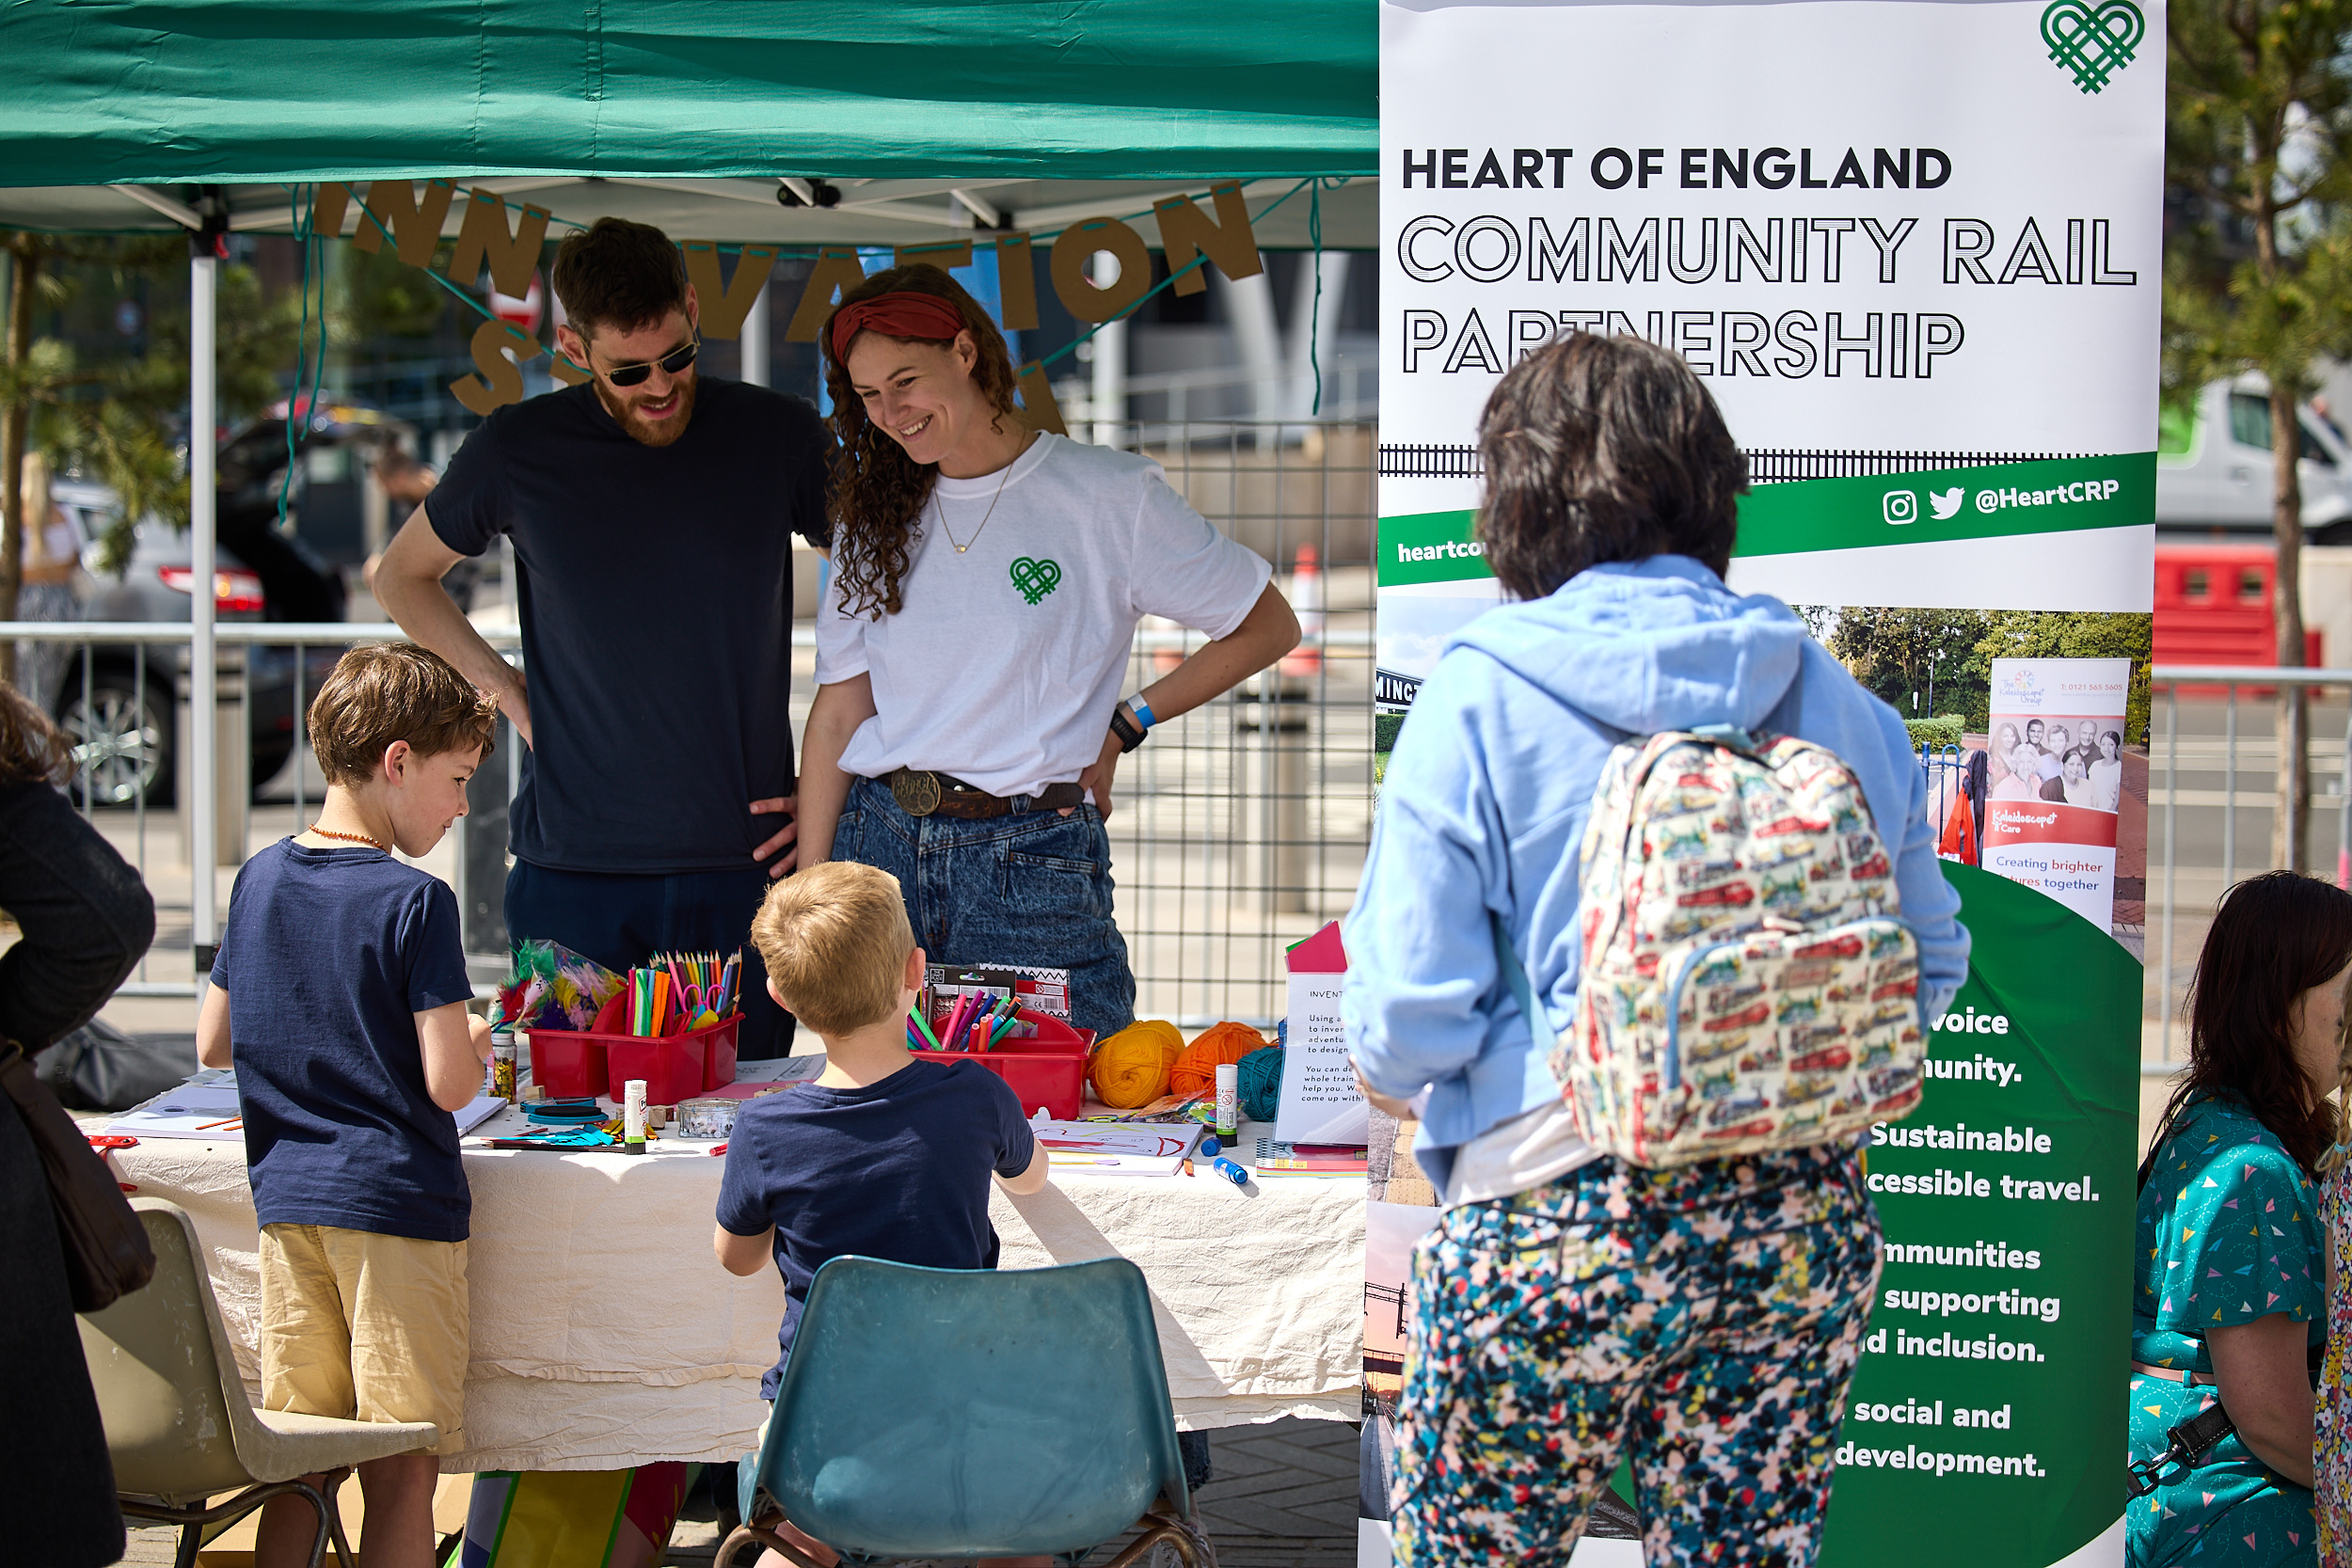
xmin=718 ymin=1256 xmax=1209 ymax=1567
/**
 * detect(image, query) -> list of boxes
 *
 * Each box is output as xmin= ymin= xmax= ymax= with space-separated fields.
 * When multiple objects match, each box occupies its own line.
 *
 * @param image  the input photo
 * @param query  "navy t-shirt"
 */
xmin=716 ymin=1058 xmax=1038 ymax=1398
xmin=211 ymin=840 xmax=477 ymax=1243
xmin=427 ymin=377 xmax=832 ymax=873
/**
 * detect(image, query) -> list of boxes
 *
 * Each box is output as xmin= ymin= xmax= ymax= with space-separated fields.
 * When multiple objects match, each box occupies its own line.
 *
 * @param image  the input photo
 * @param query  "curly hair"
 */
xmin=820 ymin=265 xmax=1023 ymax=619
xmin=1474 ymin=334 xmax=1749 ymax=600
xmin=2151 ymin=870 xmax=2352 ymax=1180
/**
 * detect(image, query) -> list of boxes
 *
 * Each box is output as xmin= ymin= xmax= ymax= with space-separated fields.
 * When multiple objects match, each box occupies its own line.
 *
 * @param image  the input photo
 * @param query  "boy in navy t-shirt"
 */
xmin=716 ymin=863 xmax=1045 ymax=1559
xmin=197 ymin=644 xmax=499 ymax=1568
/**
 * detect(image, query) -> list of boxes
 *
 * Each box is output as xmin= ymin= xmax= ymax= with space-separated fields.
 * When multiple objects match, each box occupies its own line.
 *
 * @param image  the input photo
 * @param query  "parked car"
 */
xmin=2155 ymin=375 xmax=2352 ymax=543
xmin=43 ymin=401 xmax=409 ymax=806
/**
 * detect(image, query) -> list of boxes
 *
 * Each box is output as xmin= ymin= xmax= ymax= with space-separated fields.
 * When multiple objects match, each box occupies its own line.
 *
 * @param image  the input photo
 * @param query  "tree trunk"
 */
xmin=0 ymin=237 xmax=35 ymax=689
xmin=2271 ymin=379 xmax=2311 ymax=871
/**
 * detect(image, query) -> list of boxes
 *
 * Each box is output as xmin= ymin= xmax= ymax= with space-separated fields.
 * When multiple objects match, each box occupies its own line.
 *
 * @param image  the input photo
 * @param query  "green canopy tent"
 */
xmin=0 ymin=0 xmax=1375 ymax=963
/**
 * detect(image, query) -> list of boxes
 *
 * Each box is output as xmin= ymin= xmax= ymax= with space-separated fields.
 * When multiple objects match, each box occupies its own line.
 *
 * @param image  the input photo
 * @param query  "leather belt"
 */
xmin=882 ymin=768 xmax=1086 ymax=820
xmin=2130 ymin=1361 xmax=2219 ymax=1386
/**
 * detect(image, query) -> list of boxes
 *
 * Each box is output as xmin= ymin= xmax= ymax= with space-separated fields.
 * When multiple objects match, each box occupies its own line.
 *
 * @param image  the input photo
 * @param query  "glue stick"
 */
xmin=1210 ymin=1157 xmax=1248 ymax=1186
xmin=624 ymin=1079 xmax=647 ymax=1155
xmin=489 ymin=1023 xmax=517 ymax=1102
xmin=1215 ymin=1062 xmax=1238 ymax=1139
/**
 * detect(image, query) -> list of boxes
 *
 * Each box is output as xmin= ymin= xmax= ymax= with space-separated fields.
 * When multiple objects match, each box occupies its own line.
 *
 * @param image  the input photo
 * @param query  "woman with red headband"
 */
xmin=793 ymin=264 xmax=1299 ymax=1038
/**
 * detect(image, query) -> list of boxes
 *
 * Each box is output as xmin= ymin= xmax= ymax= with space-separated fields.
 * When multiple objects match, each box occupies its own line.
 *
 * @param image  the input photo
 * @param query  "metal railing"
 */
xmin=1058 ymin=357 xmax=1378 ymax=440
xmin=15 ymin=619 xmax=523 ymax=998
xmin=13 ymin=419 xmax=1379 ymax=1028
xmin=2147 ymin=665 xmax=2352 ymax=1067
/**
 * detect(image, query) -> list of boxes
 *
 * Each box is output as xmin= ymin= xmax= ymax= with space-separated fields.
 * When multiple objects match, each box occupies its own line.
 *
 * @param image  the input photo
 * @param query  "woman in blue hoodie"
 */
xmin=1347 ymin=335 xmax=1969 ymax=1566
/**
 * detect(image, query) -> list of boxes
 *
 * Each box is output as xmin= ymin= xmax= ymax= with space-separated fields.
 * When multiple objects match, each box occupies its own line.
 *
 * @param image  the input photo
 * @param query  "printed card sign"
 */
xmin=1278 ymin=921 xmax=1366 ymax=1146
xmin=1981 ymin=657 xmax=2133 ymax=930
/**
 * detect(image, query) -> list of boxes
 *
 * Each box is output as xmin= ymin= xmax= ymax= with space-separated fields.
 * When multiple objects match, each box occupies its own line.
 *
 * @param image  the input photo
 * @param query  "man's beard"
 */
xmin=595 ymin=373 xmax=697 ymax=449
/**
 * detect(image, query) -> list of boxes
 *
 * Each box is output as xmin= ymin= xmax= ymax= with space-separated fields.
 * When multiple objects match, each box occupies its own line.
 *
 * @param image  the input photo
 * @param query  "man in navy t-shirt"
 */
xmin=714 ymin=863 xmax=1045 ymax=1402
xmin=373 ymin=216 xmax=830 ymax=1058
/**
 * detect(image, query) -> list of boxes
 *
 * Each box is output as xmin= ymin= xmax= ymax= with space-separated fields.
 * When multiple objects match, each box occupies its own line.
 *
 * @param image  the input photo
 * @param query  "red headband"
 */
xmin=829 ymin=293 xmax=969 ymax=363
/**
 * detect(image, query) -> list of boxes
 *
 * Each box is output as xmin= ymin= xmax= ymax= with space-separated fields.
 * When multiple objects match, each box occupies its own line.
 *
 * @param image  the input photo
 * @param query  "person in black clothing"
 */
xmin=0 ymin=678 xmax=155 ymax=1567
xmin=373 ymin=217 xmax=832 ymax=1059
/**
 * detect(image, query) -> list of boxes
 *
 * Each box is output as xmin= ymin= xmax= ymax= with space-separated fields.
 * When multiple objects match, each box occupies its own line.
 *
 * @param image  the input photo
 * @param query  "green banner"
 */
xmin=1819 ymin=863 xmax=2137 ymax=1568
xmin=1740 ymin=454 xmax=2155 ymax=559
xmin=1378 ymin=454 xmax=2155 ymax=588
xmin=1377 ymin=510 xmax=1493 ymax=587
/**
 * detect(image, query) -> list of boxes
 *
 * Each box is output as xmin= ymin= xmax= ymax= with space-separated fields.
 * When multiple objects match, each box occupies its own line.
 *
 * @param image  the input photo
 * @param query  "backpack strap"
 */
xmin=1490 ymin=913 xmax=1550 ymax=1055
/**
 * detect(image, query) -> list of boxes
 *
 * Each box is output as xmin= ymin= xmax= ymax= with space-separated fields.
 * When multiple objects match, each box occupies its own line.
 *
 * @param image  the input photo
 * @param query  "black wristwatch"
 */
xmin=1108 ymin=702 xmax=1147 ymax=753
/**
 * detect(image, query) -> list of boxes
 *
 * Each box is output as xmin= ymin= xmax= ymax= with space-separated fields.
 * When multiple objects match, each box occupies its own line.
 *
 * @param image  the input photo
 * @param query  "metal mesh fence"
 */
xmin=21 ymin=419 xmax=1378 ymax=1028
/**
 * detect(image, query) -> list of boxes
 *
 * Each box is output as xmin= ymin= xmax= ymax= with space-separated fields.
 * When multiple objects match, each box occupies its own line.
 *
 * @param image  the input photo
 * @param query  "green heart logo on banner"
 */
xmin=2040 ymin=0 xmax=2143 ymax=94
xmin=1009 ymin=556 xmax=1063 ymax=605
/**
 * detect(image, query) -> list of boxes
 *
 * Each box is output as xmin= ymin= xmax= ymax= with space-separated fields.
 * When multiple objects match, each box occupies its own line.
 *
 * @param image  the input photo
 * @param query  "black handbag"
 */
xmin=0 ymin=1038 xmax=155 ymax=1311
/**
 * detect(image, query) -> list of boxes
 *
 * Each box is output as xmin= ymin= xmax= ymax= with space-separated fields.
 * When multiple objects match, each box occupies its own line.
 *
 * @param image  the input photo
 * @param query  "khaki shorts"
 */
xmin=258 ymin=1223 xmax=469 ymax=1457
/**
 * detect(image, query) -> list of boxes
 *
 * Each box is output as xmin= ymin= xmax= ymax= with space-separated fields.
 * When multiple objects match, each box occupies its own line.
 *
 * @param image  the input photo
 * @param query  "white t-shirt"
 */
xmin=815 ymin=433 xmax=1271 ymax=799
xmin=1440 ymin=1099 xmax=1600 ymax=1207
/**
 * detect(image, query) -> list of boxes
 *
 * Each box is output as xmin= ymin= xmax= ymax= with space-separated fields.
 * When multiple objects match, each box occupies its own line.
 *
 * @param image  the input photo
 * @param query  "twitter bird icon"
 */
xmin=1928 ymin=487 xmax=1965 ymax=520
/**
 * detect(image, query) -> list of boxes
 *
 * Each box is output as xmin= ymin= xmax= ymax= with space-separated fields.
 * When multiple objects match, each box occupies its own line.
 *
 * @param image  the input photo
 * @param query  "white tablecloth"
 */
xmin=107 ymin=1114 xmax=1362 ymax=1473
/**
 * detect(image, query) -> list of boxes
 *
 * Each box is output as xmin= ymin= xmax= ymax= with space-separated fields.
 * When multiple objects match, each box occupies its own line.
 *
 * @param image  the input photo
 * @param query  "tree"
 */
xmin=2167 ymin=0 xmax=2352 ymax=870
xmin=1972 ymin=610 xmax=2156 ymax=745
xmin=1 ymin=231 xmax=301 ymax=681
xmin=1821 ymin=607 xmax=1994 ymax=730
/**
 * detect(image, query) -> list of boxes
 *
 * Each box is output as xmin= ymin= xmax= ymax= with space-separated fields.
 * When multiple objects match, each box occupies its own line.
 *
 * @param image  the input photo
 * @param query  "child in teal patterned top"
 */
xmin=2130 ymin=872 xmax=2351 ymax=1568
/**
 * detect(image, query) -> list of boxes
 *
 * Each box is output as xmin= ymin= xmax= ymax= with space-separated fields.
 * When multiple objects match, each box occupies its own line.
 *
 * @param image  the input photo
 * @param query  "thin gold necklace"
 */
xmin=309 ymin=825 xmax=389 ymax=850
xmin=935 ymin=429 xmax=1035 ymax=554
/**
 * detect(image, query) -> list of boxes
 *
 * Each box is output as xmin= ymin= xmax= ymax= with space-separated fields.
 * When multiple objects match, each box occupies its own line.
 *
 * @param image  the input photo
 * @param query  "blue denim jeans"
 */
xmin=834 ymin=774 xmax=1136 ymax=1038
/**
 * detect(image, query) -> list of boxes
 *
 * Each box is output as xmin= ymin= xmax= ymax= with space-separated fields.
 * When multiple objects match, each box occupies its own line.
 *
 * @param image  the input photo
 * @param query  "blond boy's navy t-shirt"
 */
xmin=212 ymin=841 xmax=476 ymax=1243
xmin=424 ymin=376 xmax=831 ymax=874
xmin=716 ymin=1058 xmax=1037 ymax=1398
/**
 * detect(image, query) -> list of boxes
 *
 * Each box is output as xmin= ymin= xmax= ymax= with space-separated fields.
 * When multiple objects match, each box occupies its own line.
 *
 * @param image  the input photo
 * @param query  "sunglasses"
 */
xmin=595 ymin=332 xmax=699 ymax=388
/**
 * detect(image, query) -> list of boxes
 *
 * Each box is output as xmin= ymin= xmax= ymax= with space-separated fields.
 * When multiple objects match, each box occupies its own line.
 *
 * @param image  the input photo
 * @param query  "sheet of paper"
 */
xmin=1275 ymin=971 xmax=1368 ymax=1146
xmin=132 ymin=1083 xmax=243 ymax=1116
xmin=112 ymin=1091 xmax=510 ymax=1140
xmin=729 ymin=1055 xmax=826 ymax=1085
xmin=1029 ymin=1117 xmax=1202 ymax=1176
xmin=102 ymin=1105 xmax=250 ymax=1140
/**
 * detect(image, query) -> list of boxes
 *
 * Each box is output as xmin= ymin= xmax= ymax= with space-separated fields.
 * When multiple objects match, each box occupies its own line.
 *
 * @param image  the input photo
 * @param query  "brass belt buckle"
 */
xmin=891 ymin=769 xmax=942 ymax=816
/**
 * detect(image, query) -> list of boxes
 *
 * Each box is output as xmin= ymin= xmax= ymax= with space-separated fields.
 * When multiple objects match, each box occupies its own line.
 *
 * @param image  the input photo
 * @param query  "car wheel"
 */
xmin=56 ymin=667 xmax=174 ymax=808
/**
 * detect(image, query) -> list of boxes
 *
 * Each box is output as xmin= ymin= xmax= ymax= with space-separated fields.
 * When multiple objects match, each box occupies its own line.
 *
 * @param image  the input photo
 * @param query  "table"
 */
xmin=106 ymin=1107 xmax=1363 ymax=1474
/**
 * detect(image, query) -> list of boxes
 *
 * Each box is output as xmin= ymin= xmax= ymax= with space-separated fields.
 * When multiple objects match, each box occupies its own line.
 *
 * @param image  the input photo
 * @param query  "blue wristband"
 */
xmin=1130 ymin=696 xmax=1156 ymax=730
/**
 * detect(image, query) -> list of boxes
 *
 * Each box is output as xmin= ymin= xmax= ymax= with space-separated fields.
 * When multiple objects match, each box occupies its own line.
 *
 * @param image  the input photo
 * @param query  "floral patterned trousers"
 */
xmin=1391 ymin=1143 xmax=1883 ymax=1566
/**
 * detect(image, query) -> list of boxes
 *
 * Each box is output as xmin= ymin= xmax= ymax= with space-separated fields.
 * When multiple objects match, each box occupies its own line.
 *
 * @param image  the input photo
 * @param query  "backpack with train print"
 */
xmin=1502 ymin=725 xmax=1926 ymax=1167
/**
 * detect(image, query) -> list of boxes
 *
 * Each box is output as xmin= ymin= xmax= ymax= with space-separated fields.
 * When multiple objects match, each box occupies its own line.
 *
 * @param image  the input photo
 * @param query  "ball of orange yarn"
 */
xmin=1089 ymin=1020 xmax=1184 ymax=1108
xmin=1168 ymin=1021 xmax=1268 ymax=1098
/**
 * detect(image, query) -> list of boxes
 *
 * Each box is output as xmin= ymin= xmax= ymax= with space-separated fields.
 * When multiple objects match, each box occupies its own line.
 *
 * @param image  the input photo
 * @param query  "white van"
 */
xmin=2155 ymin=374 xmax=2352 ymax=542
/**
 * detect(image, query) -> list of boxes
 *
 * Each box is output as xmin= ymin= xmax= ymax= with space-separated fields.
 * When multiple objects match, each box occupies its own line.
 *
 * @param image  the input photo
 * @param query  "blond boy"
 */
xmin=715 ymin=863 xmax=1049 ymax=1565
xmin=197 ymin=644 xmax=499 ymax=1568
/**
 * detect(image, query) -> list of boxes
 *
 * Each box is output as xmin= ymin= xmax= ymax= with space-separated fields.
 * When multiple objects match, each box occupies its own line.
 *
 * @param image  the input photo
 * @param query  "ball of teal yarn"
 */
xmin=1236 ymin=1045 xmax=1284 ymax=1124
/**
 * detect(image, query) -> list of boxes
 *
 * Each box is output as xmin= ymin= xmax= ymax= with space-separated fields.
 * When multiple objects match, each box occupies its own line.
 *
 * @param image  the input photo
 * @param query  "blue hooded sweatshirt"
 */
xmin=1344 ymin=556 xmax=1969 ymax=1193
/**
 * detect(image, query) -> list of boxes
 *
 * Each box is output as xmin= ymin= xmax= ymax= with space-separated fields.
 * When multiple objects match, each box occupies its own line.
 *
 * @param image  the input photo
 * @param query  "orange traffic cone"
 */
xmin=1280 ymin=543 xmax=1324 ymax=676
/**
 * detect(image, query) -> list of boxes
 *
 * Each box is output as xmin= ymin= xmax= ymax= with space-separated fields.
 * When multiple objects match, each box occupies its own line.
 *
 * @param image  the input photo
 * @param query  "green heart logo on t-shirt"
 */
xmin=1009 ymin=556 xmax=1063 ymax=605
